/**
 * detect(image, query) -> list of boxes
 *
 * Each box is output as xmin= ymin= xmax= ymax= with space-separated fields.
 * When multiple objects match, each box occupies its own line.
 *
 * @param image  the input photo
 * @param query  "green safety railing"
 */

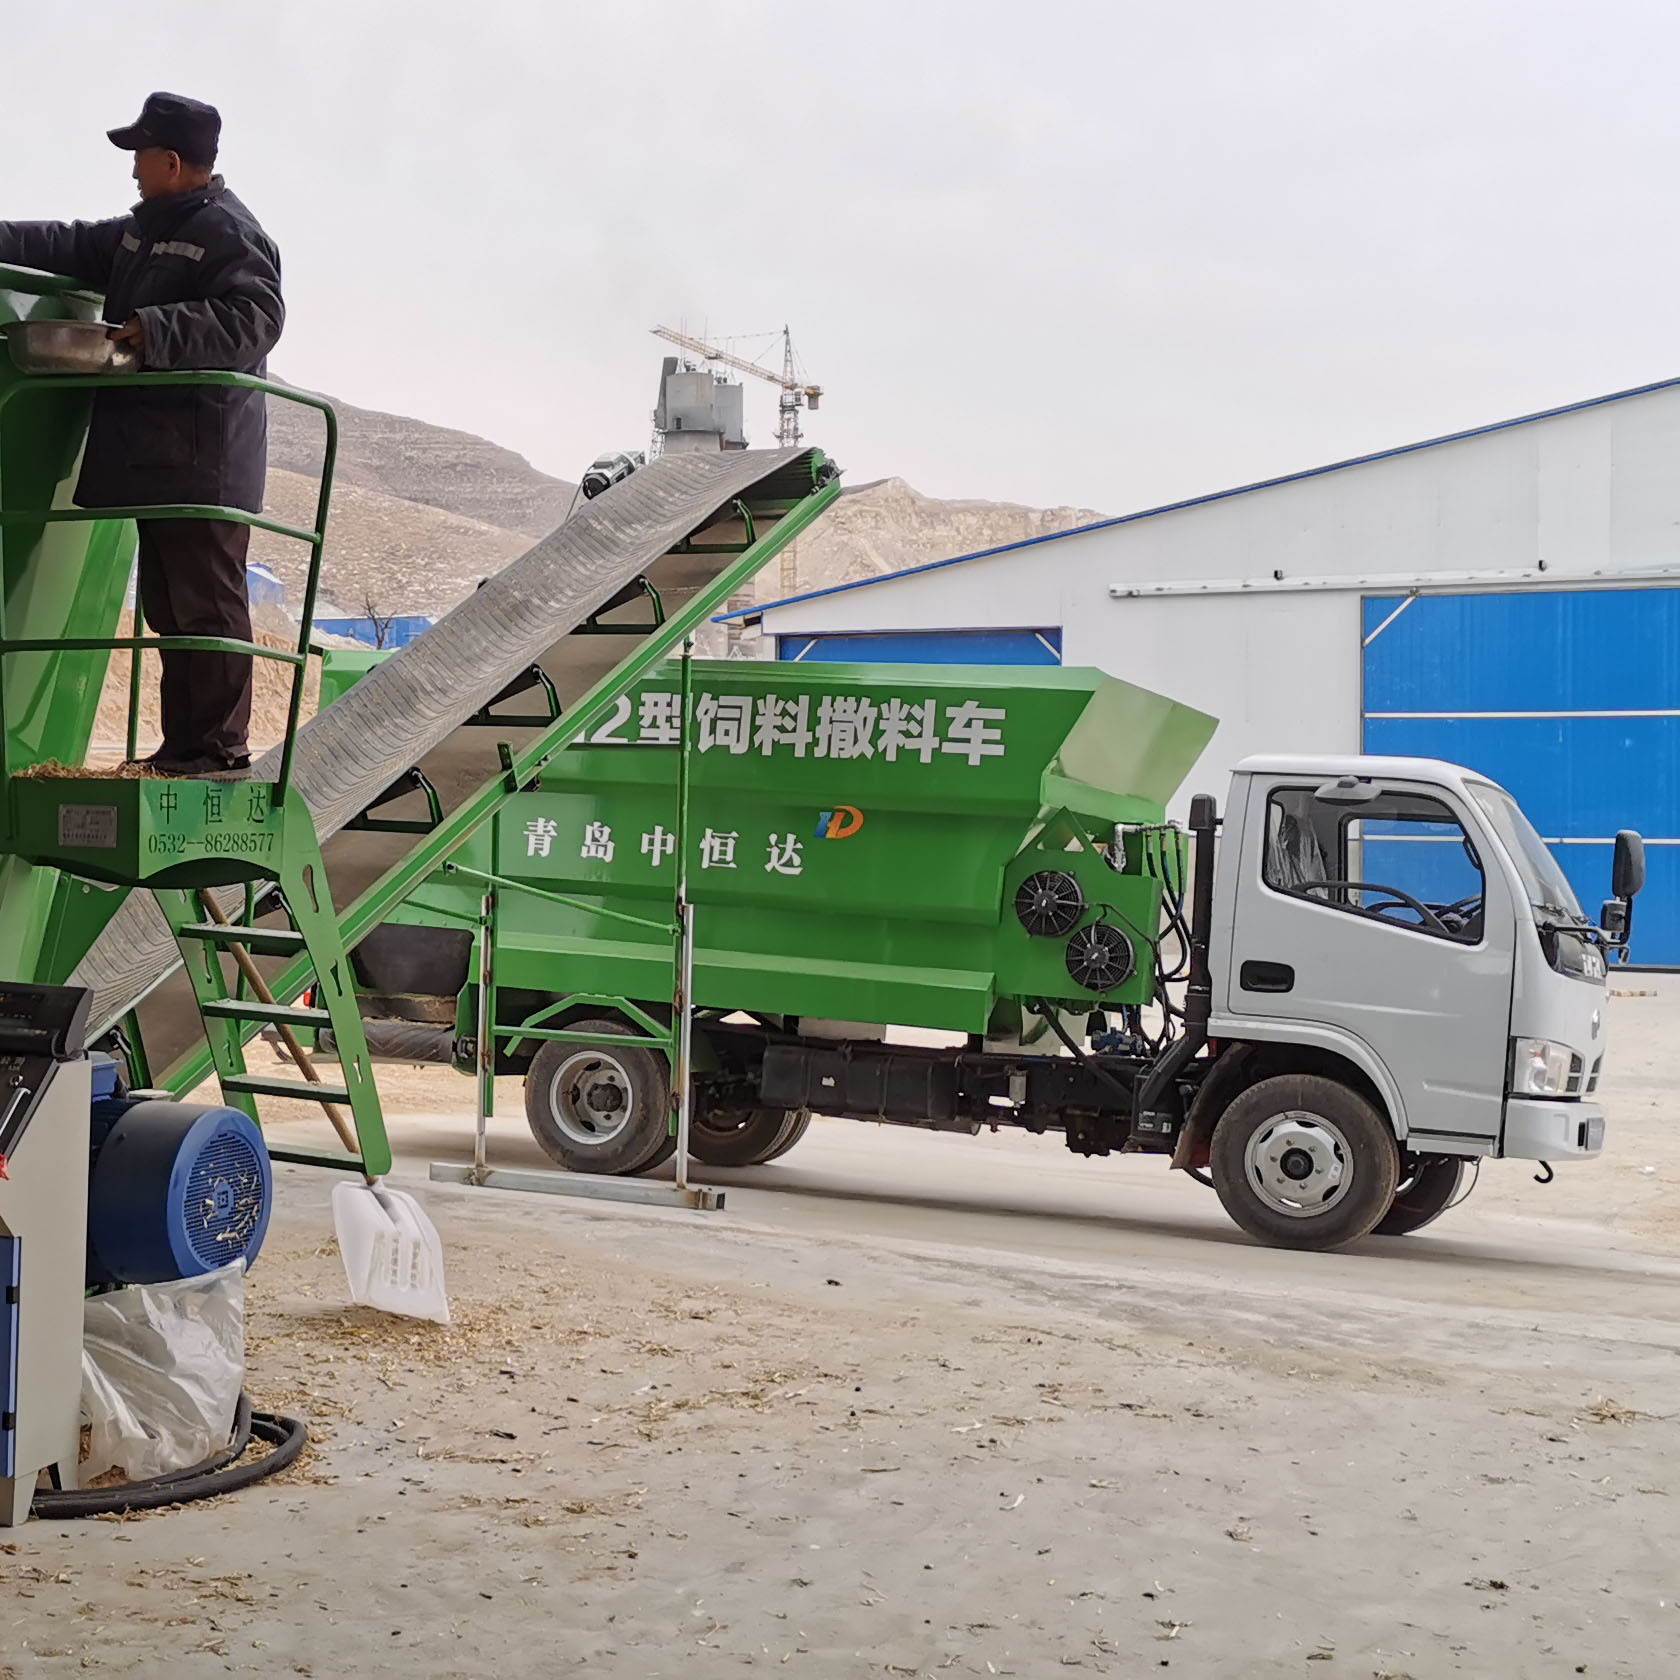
xmin=0 ymin=369 xmax=337 ymax=800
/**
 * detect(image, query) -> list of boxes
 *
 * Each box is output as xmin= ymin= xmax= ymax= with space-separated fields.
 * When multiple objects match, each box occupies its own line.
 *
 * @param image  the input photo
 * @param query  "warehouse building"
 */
xmin=726 ymin=377 xmax=1680 ymax=963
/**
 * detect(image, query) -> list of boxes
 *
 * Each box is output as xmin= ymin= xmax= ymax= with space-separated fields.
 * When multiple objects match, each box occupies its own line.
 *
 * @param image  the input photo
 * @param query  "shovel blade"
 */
xmin=332 ymin=1181 xmax=450 ymax=1325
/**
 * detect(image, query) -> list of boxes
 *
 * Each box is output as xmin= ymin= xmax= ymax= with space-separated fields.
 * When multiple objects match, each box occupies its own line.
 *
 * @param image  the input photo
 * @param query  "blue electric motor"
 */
xmin=87 ymin=1063 xmax=273 ymax=1285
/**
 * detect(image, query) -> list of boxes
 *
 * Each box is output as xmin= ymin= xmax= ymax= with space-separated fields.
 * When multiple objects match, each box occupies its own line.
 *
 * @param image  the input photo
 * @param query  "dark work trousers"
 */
xmin=135 ymin=518 xmax=254 ymax=765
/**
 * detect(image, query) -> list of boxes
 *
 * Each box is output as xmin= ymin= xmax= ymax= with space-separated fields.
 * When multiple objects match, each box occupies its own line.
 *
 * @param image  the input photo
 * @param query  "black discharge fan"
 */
xmin=1064 ymin=922 xmax=1136 ymax=992
xmin=1014 ymin=870 xmax=1086 ymax=937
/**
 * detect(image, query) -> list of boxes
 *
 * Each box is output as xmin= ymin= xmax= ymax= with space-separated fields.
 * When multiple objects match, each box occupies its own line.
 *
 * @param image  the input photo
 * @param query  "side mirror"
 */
xmin=1313 ymin=775 xmax=1382 ymax=806
xmin=1613 ymin=830 xmax=1646 ymax=900
xmin=1600 ymin=898 xmax=1629 ymax=941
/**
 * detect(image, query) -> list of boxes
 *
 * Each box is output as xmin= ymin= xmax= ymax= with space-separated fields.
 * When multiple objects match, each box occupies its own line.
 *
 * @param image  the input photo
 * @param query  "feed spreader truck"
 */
xmin=0 ymin=251 xmax=1644 ymax=1325
xmin=343 ymin=655 xmax=1645 ymax=1252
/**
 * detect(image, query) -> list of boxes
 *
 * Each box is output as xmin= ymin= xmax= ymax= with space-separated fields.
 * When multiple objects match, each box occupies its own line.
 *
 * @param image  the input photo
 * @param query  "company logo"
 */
xmin=815 ymin=806 xmax=865 ymax=840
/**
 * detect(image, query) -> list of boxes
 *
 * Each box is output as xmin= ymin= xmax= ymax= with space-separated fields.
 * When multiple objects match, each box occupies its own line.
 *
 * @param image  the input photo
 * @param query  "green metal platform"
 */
xmin=0 ymin=333 xmax=390 ymax=1174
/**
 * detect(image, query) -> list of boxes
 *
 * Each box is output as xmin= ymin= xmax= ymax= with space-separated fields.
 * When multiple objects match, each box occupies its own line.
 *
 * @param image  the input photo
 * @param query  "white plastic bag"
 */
xmin=333 ymin=1182 xmax=450 ymax=1325
xmin=80 ymin=1261 xmax=246 ymax=1482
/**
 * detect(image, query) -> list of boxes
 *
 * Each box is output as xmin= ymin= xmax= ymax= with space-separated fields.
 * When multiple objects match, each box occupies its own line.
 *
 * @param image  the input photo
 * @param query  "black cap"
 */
xmin=107 ymin=92 xmax=221 ymax=165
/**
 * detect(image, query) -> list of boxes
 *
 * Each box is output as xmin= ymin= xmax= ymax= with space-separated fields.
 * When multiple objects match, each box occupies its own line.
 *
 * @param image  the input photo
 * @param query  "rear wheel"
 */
xmin=1374 ymin=1155 xmax=1466 ymax=1236
xmin=689 ymin=1107 xmax=805 ymax=1167
xmin=524 ymin=1021 xmax=673 ymax=1175
xmin=759 ymin=1108 xmax=812 ymax=1163
xmin=1209 ymin=1073 xmax=1399 ymax=1251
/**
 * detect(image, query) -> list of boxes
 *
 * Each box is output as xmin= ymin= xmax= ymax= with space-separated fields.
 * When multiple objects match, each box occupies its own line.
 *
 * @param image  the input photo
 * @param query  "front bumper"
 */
xmin=1501 ymin=1098 xmax=1606 ymax=1161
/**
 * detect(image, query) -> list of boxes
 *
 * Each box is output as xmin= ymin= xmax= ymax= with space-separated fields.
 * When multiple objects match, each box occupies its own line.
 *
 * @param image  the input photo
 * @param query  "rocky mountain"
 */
xmin=258 ymin=389 xmax=1106 ymax=626
xmin=252 ymin=468 xmax=530 ymax=616
xmin=266 ymin=389 xmax=578 ymax=538
xmin=769 ymin=476 xmax=1106 ymax=603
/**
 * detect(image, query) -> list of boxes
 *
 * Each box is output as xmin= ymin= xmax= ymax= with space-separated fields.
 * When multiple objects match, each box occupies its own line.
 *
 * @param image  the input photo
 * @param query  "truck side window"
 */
xmin=1263 ymin=787 xmax=1485 ymax=943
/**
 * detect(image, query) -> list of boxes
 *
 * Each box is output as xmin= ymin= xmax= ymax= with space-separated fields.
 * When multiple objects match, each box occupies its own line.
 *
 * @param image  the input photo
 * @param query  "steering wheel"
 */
xmin=1432 ymin=893 xmax=1484 ymax=936
xmin=1298 ymin=880 xmax=1453 ymax=938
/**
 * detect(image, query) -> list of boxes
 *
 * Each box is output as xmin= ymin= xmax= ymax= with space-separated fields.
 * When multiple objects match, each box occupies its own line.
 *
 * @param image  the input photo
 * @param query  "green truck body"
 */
xmin=362 ymin=656 xmax=1216 ymax=1044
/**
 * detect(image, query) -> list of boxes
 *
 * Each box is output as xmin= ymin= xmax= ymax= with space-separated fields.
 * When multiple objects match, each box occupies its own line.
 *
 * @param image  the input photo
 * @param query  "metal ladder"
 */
xmin=154 ymin=826 xmax=391 ymax=1176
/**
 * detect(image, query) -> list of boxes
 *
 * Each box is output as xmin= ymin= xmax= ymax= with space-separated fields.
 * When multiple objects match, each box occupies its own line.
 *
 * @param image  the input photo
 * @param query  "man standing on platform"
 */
xmin=0 ymin=92 xmax=283 ymax=776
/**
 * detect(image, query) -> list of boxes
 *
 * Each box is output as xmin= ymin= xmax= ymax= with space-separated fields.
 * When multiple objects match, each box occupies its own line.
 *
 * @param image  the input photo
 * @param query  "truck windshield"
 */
xmin=1466 ymin=781 xmax=1585 ymax=924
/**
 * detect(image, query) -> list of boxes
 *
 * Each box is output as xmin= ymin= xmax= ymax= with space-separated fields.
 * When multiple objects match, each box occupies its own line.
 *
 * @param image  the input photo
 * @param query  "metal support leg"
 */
xmin=427 ymin=649 xmax=722 ymax=1212
xmin=474 ymin=885 xmax=495 ymax=1184
xmin=673 ymin=894 xmax=696 ymax=1192
xmin=672 ymin=637 xmax=696 ymax=1194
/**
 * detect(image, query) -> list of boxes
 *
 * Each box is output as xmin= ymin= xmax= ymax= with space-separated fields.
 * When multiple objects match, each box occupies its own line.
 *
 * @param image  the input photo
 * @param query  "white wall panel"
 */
xmin=755 ymin=382 xmax=1680 ymax=807
xmin=1058 ymin=593 xmax=1359 ymax=812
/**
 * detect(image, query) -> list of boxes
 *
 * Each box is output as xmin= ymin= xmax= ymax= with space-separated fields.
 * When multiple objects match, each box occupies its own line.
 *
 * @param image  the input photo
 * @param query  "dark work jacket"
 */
xmin=0 ymin=179 xmax=283 ymax=512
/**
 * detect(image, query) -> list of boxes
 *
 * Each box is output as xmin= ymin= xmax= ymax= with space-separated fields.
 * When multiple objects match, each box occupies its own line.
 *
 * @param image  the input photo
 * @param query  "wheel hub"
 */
xmin=1278 ymin=1146 xmax=1315 ymax=1181
xmin=550 ymin=1051 xmax=635 ymax=1146
xmin=1245 ymin=1111 xmax=1351 ymax=1218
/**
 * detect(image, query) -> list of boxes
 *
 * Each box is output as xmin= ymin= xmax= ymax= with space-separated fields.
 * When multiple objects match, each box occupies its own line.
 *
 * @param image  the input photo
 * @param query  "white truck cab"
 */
xmin=1175 ymin=755 xmax=1643 ymax=1248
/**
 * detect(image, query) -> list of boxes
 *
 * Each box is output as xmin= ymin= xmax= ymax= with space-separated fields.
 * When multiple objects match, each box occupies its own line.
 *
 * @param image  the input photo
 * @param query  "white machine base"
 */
xmin=0 ymin=1058 xmax=90 ymax=1527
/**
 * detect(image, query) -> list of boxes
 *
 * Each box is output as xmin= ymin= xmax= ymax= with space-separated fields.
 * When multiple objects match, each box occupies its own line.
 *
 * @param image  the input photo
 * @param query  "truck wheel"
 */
xmin=689 ymin=1108 xmax=802 ymax=1167
xmin=1374 ymin=1156 xmax=1465 ymax=1236
xmin=759 ymin=1108 xmax=812 ymax=1163
xmin=1209 ymin=1074 xmax=1399 ymax=1251
xmin=524 ymin=1023 xmax=673 ymax=1176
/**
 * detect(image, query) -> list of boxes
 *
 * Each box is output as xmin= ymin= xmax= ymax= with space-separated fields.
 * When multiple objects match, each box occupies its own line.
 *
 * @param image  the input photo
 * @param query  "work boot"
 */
xmin=152 ymin=753 xmax=253 ymax=781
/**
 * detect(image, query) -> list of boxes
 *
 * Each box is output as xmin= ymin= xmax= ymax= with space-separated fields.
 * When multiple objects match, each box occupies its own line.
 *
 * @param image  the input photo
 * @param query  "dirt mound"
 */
xmin=266 ymin=388 xmax=578 ymax=538
xmin=252 ymin=468 xmax=532 ymax=617
xmin=773 ymin=475 xmax=1106 ymax=599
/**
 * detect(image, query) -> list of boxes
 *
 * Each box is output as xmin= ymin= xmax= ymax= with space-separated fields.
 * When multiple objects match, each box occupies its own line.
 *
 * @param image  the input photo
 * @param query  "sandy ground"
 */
xmin=6 ymin=988 xmax=1680 ymax=1677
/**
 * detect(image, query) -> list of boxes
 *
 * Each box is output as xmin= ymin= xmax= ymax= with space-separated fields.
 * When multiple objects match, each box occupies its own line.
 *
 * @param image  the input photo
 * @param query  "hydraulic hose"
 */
xmin=1033 ymin=1000 xmax=1137 ymax=1110
xmin=1134 ymin=793 xmax=1220 ymax=1128
xmin=30 ymin=1393 xmax=306 ymax=1519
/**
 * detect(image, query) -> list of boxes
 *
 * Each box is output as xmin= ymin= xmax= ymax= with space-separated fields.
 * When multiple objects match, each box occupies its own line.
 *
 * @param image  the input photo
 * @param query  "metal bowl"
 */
xmin=2 ymin=318 xmax=137 ymax=376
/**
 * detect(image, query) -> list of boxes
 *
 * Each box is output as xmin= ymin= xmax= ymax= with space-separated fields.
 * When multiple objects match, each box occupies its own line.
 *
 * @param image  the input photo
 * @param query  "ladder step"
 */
xmin=222 ymin=1073 xmax=352 ymax=1105
xmin=266 ymin=1144 xmax=369 ymax=1174
xmin=176 ymin=922 xmax=306 ymax=956
xmin=200 ymin=998 xmax=331 ymax=1029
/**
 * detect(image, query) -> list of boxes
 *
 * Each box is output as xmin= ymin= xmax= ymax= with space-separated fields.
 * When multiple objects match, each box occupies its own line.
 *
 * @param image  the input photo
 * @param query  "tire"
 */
xmin=1209 ymin=1073 xmax=1399 ymax=1251
xmin=1374 ymin=1155 xmax=1465 ymax=1236
xmin=688 ymin=1108 xmax=804 ymax=1168
xmin=759 ymin=1108 xmax=812 ymax=1163
xmin=637 ymin=1129 xmax=679 ymax=1174
xmin=524 ymin=1021 xmax=673 ymax=1175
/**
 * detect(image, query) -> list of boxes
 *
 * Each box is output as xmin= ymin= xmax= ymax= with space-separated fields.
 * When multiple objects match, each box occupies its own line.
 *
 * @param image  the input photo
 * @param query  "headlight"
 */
xmin=1510 ymin=1037 xmax=1583 ymax=1097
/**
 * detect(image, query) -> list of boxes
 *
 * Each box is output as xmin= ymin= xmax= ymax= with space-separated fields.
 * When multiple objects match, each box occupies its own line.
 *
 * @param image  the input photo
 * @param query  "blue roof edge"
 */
xmin=717 ymin=372 xmax=1680 ymax=622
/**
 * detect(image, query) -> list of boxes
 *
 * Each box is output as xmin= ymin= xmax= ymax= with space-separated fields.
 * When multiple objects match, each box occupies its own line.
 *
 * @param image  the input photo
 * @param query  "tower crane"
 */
xmin=651 ymin=325 xmax=823 ymax=449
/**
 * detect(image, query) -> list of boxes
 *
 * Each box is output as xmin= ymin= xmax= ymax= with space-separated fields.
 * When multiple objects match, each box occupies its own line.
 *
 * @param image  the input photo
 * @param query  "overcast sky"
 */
xmin=4 ymin=1 xmax=1677 ymax=514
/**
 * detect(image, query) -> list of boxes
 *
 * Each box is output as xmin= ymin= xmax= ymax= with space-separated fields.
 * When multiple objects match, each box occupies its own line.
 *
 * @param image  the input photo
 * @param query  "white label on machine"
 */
xmin=58 ymin=804 xmax=118 ymax=849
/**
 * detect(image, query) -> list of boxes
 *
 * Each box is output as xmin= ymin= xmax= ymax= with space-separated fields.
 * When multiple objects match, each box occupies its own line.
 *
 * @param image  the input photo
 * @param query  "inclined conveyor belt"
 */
xmin=70 ymin=446 xmax=825 ymax=1065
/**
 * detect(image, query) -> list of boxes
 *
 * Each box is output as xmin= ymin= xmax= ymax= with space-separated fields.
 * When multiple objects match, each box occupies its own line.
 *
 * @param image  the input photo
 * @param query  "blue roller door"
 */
xmin=1362 ymin=587 xmax=1680 ymax=965
xmin=777 ymin=628 xmax=1062 ymax=665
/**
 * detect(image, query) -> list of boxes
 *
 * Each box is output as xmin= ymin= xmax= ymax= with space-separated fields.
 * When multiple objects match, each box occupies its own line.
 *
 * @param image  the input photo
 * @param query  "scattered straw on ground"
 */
xmin=1579 ymin=1396 xmax=1645 ymax=1424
